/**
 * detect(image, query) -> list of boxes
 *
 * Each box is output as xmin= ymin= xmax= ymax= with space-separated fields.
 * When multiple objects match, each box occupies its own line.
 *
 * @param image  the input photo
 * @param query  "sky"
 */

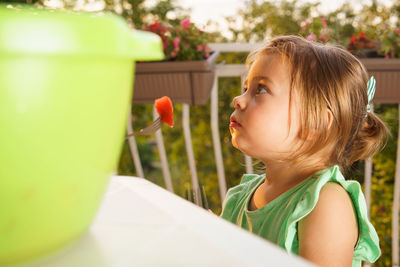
xmin=175 ymin=0 xmax=394 ymax=38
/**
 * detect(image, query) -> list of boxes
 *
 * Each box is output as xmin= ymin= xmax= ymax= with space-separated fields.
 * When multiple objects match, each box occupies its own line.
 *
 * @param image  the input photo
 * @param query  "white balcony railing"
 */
xmin=127 ymin=43 xmax=400 ymax=267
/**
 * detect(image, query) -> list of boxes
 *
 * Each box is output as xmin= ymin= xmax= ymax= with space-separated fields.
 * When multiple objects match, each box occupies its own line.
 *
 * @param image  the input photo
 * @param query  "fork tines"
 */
xmin=126 ymin=117 xmax=162 ymax=138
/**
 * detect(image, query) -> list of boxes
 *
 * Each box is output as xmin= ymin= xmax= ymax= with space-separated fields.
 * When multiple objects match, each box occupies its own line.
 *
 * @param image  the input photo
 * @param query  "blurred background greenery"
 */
xmin=3 ymin=0 xmax=399 ymax=266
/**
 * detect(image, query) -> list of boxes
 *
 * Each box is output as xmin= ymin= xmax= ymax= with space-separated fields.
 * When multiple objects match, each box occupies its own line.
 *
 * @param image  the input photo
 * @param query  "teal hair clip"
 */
xmin=366 ymin=76 xmax=376 ymax=114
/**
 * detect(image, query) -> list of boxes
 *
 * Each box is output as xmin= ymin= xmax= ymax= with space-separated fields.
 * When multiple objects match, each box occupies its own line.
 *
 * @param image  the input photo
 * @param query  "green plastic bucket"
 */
xmin=0 ymin=4 xmax=163 ymax=265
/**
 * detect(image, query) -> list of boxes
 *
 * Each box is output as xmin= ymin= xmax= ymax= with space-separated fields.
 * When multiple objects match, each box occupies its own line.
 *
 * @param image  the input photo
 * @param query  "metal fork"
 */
xmin=125 ymin=117 xmax=162 ymax=138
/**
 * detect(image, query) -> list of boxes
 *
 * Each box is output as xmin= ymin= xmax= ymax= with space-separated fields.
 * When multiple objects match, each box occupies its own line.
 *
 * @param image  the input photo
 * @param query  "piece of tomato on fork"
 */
xmin=155 ymin=96 xmax=174 ymax=127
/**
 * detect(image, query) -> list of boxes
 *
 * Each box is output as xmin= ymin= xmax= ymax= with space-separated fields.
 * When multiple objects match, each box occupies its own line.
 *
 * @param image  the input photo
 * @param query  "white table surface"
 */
xmin=14 ymin=176 xmax=314 ymax=267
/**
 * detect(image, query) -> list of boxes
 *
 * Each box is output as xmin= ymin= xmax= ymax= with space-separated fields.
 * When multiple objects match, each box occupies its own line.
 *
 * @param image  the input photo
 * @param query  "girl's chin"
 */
xmin=231 ymin=135 xmax=256 ymax=156
xmin=231 ymin=139 xmax=248 ymax=155
xmin=231 ymin=138 xmax=238 ymax=149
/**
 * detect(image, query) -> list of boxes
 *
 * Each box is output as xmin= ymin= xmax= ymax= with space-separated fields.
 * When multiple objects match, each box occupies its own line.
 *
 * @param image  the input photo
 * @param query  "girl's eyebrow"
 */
xmin=244 ymin=75 xmax=274 ymax=87
xmin=252 ymin=75 xmax=274 ymax=86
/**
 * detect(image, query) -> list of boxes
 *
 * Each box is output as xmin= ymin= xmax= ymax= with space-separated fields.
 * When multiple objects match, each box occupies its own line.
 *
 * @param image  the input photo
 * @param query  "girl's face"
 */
xmin=229 ymin=53 xmax=301 ymax=163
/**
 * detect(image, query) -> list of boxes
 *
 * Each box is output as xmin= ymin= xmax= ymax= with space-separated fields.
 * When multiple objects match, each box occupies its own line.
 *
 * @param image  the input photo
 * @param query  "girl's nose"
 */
xmin=232 ymin=94 xmax=247 ymax=110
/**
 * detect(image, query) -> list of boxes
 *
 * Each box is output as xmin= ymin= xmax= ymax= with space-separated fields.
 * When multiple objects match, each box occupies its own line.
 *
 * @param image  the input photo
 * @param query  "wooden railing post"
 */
xmin=210 ymin=74 xmax=227 ymax=201
xmin=126 ymin=108 xmax=144 ymax=178
xmin=183 ymin=104 xmax=201 ymax=206
xmin=153 ymin=107 xmax=174 ymax=193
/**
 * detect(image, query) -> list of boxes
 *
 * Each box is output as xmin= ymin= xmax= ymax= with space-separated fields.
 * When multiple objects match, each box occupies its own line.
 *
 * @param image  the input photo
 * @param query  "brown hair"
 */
xmin=246 ymin=35 xmax=389 ymax=170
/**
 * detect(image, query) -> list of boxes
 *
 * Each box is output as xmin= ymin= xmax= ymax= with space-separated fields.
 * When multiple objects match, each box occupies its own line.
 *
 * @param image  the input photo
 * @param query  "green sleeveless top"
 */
xmin=220 ymin=165 xmax=380 ymax=266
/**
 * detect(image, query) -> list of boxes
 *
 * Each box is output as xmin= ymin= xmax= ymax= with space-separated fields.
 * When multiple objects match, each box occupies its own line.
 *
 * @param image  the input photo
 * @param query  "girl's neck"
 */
xmin=249 ymin=162 xmax=318 ymax=211
xmin=263 ymin=162 xmax=317 ymax=190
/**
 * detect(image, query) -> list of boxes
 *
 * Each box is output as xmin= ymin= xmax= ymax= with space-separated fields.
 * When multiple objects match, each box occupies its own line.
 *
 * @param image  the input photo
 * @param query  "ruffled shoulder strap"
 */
xmin=240 ymin=174 xmax=262 ymax=184
xmin=222 ymin=174 xmax=263 ymax=205
xmin=220 ymin=174 xmax=264 ymax=218
xmin=283 ymin=166 xmax=381 ymax=263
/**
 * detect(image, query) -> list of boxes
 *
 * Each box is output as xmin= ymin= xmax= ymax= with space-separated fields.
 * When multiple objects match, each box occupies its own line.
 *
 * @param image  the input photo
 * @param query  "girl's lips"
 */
xmin=230 ymin=121 xmax=240 ymax=128
xmin=230 ymin=116 xmax=241 ymax=128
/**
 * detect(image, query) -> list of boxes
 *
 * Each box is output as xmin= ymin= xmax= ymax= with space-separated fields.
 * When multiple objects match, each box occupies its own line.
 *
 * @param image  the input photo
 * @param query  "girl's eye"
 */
xmin=256 ymin=84 xmax=268 ymax=94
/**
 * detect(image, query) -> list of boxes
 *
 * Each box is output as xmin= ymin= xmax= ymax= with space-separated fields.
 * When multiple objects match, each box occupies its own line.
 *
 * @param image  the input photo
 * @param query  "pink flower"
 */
xmin=173 ymin=37 xmax=180 ymax=49
xmin=301 ymin=23 xmax=307 ymax=31
xmin=196 ymin=44 xmax=203 ymax=52
xmin=305 ymin=18 xmax=311 ymax=25
xmin=319 ymin=34 xmax=328 ymax=43
xmin=180 ymin=18 xmax=191 ymax=29
xmin=395 ymin=28 xmax=400 ymax=34
xmin=391 ymin=51 xmax=396 ymax=57
xmin=320 ymin=17 xmax=327 ymax=29
xmin=306 ymin=33 xmax=316 ymax=41
xmin=385 ymin=54 xmax=390 ymax=59
xmin=170 ymin=51 xmax=177 ymax=58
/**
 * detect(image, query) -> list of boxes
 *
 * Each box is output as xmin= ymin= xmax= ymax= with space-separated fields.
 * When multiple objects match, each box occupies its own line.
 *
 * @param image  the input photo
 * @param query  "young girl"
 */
xmin=220 ymin=36 xmax=389 ymax=267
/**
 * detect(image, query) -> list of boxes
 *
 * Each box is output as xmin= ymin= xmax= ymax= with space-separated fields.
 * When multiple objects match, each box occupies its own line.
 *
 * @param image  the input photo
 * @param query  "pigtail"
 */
xmin=344 ymin=111 xmax=390 ymax=166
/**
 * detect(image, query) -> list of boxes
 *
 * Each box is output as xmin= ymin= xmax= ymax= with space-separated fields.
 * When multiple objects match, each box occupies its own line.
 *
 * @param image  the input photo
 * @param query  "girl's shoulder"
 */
xmin=285 ymin=165 xmax=381 ymax=264
xmin=297 ymin=181 xmax=359 ymax=264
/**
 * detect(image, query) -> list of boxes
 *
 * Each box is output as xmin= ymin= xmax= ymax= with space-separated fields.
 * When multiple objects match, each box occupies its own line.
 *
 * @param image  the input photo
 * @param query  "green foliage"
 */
xmin=143 ymin=19 xmax=211 ymax=60
xmin=103 ymin=0 xmax=187 ymax=28
xmin=381 ymin=29 xmax=400 ymax=58
xmin=369 ymin=104 xmax=398 ymax=267
xmin=107 ymin=0 xmax=147 ymax=28
xmin=226 ymin=0 xmax=315 ymax=42
xmin=299 ymin=17 xmax=332 ymax=43
xmin=0 ymin=0 xmax=40 ymax=3
xmin=226 ymin=0 xmax=400 ymax=58
xmin=1 ymin=0 xmax=187 ymax=29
